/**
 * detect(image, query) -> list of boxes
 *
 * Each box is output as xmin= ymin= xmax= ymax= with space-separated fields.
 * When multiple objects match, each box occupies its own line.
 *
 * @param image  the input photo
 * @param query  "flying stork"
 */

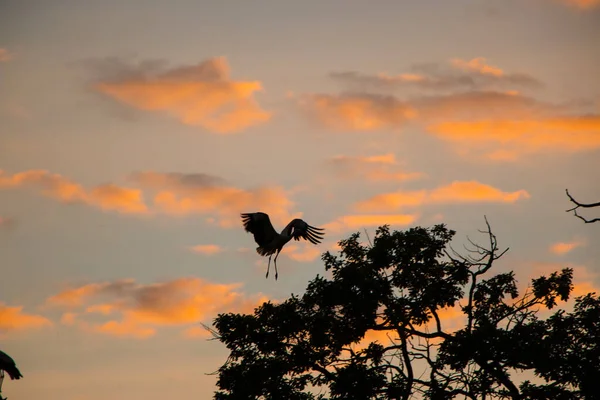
xmin=240 ymin=212 xmax=325 ymax=280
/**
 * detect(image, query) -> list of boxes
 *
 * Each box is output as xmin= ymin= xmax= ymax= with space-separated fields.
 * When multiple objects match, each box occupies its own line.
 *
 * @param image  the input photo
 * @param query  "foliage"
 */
xmin=209 ymin=221 xmax=599 ymax=399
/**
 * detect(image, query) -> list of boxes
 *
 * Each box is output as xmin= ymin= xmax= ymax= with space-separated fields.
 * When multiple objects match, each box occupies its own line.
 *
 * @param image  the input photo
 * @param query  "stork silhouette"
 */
xmin=241 ymin=212 xmax=325 ymax=280
xmin=0 ymin=350 xmax=22 ymax=400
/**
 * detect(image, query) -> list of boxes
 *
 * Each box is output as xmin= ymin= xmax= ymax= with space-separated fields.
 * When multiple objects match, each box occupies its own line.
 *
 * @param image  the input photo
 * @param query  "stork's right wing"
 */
xmin=0 ymin=350 xmax=22 ymax=380
xmin=240 ymin=212 xmax=278 ymax=247
xmin=291 ymin=219 xmax=325 ymax=245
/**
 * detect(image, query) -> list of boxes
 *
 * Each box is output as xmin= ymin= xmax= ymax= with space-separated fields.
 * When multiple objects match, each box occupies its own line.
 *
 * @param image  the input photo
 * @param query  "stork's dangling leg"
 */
xmin=273 ymin=248 xmax=282 ymax=280
xmin=266 ymin=254 xmax=272 ymax=279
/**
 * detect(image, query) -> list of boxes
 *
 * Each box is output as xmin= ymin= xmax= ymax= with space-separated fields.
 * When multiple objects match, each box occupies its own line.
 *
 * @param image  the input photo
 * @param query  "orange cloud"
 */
xmin=93 ymin=57 xmax=271 ymax=133
xmin=550 ymin=238 xmax=587 ymax=255
xmin=0 ymin=169 xmax=299 ymax=226
xmin=283 ymin=244 xmax=323 ymax=262
xmin=428 ymin=181 xmax=530 ymax=203
xmin=450 ymin=57 xmax=504 ymax=77
xmin=0 ymin=169 xmax=148 ymax=215
xmin=0 ymin=303 xmax=52 ymax=332
xmin=558 ymin=0 xmax=600 ymax=9
xmin=189 ymin=244 xmax=223 ymax=255
xmin=324 ymin=214 xmax=419 ymax=233
xmin=295 ymin=93 xmax=417 ymax=131
xmin=47 ymin=278 xmax=268 ymax=339
xmin=355 ymin=181 xmax=530 ymax=212
xmin=428 ymin=115 xmax=600 ymax=159
xmin=131 ymin=171 xmax=299 ymax=227
xmin=416 ymin=91 xmax=555 ymax=122
xmin=327 ymin=154 xmax=425 ymax=182
xmin=0 ymin=48 xmax=11 ymax=62
xmin=295 ymin=90 xmax=557 ymax=135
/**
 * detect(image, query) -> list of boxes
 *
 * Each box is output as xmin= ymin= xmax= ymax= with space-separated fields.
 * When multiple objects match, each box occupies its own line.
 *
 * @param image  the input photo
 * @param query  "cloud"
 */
xmin=549 ymin=238 xmax=587 ymax=255
xmin=297 ymin=58 xmax=598 ymax=160
xmin=0 ymin=169 xmax=298 ymax=226
xmin=326 ymin=153 xmax=425 ymax=182
xmin=294 ymin=93 xmax=417 ymax=131
xmin=294 ymin=84 xmax=597 ymax=159
xmin=414 ymin=90 xmax=558 ymax=122
xmin=0 ymin=303 xmax=52 ymax=332
xmin=130 ymin=171 xmax=299 ymax=227
xmin=324 ymin=214 xmax=419 ymax=233
xmin=330 ymin=57 xmax=542 ymax=92
xmin=558 ymin=0 xmax=600 ymax=9
xmin=282 ymin=243 xmax=323 ymax=262
xmin=0 ymin=169 xmax=149 ymax=215
xmin=47 ymin=278 xmax=268 ymax=339
xmin=189 ymin=244 xmax=223 ymax=255
xmin=90 ymin=56 xmax=271 ymax=133
xmin=354 ymin=181 xmax=530 ymax=213
xmin=294 ymin=89 xmax=557 ymax=133
xmin=0 ymin=216 xmax=17 ymax=230
xmin=428 ymin=115 xmax=600 ymax=159
xmin=0 ymin=48 xmax=12 ymax=62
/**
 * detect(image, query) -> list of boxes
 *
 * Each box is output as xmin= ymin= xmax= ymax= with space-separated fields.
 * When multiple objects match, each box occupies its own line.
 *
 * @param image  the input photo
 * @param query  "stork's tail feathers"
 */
xmin=5 ymin=365 xmax=22 ymax=380
xmin=256 ymin=246 xmax=274 ymax=257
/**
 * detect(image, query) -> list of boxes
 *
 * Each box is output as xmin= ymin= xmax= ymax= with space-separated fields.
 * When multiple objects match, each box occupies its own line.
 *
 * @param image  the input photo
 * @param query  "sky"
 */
xmin=1 ymin=0 xmax=599 ymax=398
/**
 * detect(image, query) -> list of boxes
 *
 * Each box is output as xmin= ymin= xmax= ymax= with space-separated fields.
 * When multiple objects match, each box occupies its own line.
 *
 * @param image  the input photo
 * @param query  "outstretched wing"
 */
xmin=0 ymin=350 xmax=23 ymax=380
xmin=240 ymin=212 xmax=279 ymax=247
xmin=290 ymin=219 xmax=325 ymax=245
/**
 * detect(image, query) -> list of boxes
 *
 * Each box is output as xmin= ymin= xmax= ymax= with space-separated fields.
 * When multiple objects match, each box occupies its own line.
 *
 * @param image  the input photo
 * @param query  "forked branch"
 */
xmin=565 ymin=189 xmax=600 ymax=224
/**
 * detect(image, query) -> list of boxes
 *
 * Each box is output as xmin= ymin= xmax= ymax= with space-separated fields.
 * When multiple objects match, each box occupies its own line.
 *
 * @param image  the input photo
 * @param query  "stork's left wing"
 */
xmin=290 ymin=219 xmax=325 ymax=245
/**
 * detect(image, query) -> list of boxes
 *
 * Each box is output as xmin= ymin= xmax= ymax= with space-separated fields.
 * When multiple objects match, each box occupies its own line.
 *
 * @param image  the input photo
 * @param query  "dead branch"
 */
xmin=565 ymin=189 xmax=600 ymax=223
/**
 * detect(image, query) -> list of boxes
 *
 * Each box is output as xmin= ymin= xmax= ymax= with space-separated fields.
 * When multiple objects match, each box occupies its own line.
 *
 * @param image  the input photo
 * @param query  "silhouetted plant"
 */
xmin=208 ymin=220 xmax=598 ymax=399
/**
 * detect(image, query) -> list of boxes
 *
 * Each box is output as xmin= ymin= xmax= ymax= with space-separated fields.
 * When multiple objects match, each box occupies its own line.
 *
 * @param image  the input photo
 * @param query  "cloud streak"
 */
xmin=0 ymin=303 xmax=52 ymax=332
xmin=189 ymin=244 xmax=223 ymax=255
xmin=294 ymin=93 xmax=417 ymax=131
xmin=428 ymin=115 xmax=600 ymax=159
xmin=324 ymin=214 xmax=419 ymax=233
xmin=90 ymin=56 xmax=271 ymax=133
xmin=330 ymin=57 xmax=542 ymax=92
xmin=354 ymin=181 xmax=530 ymax=213
xmin=0 ymin=169 xmax=148 ymax=214
xmin=47 ymin=278 xmax=268 ymax=339
xmin=549 ymin=238 xmax=587 ymax=255
xmin=557 ymin=0 xmax=600 ymax=9
xmin=0 ymin=169 xmax=299 ymax=226
xmin=326 ymin=154 xmax=425 ymax=182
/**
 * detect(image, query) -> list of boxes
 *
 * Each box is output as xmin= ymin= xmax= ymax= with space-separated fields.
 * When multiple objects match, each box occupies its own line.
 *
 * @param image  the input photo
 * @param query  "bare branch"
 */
xmin=566 ymin=189 xmax=600 ymax=223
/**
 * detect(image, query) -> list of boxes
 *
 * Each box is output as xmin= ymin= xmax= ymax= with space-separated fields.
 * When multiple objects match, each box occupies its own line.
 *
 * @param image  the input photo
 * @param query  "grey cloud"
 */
xmin=78 ymin=56 xmax=229 ymax=83
xmin=331 ymin=60 xmax=543 ymax=92
xmin=130 ymin=172 xmax=227 ymax=189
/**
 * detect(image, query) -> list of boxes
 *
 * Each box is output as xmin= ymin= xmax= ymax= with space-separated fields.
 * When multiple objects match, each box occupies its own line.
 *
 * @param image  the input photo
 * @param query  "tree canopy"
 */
xmin=208 ymin=221 xmax=600 ymax=399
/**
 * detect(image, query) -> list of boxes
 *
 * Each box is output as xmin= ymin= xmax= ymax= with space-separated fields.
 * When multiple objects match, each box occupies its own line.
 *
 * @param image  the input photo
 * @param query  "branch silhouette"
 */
xmin=565 ymin=189 xmax=600 ymax=223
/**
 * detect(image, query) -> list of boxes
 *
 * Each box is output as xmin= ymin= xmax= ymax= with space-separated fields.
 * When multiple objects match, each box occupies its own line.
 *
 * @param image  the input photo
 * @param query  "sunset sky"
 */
xmin=1 ymin=0 xmax=599 ymax=399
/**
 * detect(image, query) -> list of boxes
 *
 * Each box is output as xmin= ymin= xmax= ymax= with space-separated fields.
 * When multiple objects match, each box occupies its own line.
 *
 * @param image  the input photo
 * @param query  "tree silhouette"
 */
xmin=208 ymin=220 xmax=599 ymax=399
